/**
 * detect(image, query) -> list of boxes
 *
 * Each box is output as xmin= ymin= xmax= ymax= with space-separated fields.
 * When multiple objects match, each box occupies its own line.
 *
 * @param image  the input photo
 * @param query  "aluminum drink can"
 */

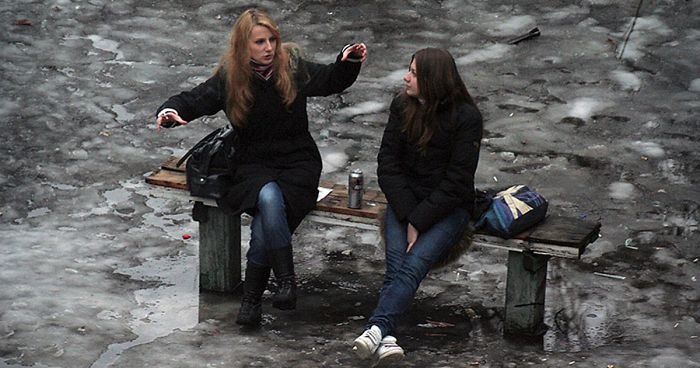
xmin=348 ymin=169 xmax=364 ymax=209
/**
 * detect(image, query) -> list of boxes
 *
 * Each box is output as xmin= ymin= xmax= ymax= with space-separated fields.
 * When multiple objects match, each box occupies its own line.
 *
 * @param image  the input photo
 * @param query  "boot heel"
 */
xmin=270 ymin=246 xmax=297 ymax=310
xmin=272 ymin=279 xmax=296 ymax=310
xmin=236 ymin=299 xmax=262 ymax=325
xmin=236 ymin=262 xmax=270 ymax=326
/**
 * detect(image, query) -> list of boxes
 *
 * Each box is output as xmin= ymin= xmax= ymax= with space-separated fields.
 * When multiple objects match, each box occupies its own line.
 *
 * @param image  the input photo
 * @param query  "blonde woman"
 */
xmin=155 ymin=8 xmax=367 ymax=326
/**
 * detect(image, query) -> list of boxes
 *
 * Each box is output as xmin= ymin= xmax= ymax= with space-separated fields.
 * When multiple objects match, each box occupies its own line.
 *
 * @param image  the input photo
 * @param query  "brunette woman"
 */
xmin=352 ymin=48 xmax=482 ymax=365
xmin=155 ymin=8 xmax=367 ymax=326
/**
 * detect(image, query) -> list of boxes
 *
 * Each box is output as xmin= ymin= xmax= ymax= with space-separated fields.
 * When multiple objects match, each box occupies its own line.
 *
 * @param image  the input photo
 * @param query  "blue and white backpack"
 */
xmin=475 ymin=185 xmax=548 ymax=238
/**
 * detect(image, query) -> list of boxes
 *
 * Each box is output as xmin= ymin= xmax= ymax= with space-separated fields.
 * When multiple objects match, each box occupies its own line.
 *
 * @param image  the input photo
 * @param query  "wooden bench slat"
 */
xmin=319 ymin=183 xmax=387 ymax=204
xmin=316 ymin=194 xmax=383 ymax=219
xmin=474 ymin=234 xmax=583 ymax=259
xmin=315 ymin=186 xmax=387 ymax=219
xmin=526 ymin=215 xmax=601 ymax=248
xmin=145 ymin=169 xmax=187 ymax=190
xmin=162 ymin=156 xmax=185 ymax=172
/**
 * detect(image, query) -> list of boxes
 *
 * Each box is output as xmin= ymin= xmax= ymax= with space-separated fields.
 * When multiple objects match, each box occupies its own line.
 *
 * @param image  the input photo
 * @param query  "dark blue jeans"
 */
xmin=247 ymin=182 xmax=292 ymax=266
xmin=367 ymin=205 xmax=470 ymax=337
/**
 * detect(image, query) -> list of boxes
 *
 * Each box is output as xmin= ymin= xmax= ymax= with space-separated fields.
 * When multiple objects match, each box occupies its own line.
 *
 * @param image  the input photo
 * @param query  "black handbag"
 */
xmin=176 ymin=126 xmax=236 ymax=200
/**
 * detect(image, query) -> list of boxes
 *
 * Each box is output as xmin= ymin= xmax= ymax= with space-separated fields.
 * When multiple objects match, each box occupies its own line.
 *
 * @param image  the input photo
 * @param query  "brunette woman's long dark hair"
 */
xmin=401 ymin=48 xmax=478 ymax=152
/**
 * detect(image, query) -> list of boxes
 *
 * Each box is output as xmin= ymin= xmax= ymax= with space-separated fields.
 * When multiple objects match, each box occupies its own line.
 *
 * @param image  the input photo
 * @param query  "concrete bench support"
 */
xmin=194 ymin=202 xmax=241 ymax=293
xmin=504 ymin=251 xmax=549 ymax=336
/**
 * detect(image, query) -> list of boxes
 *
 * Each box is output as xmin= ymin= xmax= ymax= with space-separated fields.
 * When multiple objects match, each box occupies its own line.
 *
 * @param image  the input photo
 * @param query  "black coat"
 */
xmin=158 ymin=52 xmax=361 ymax=231
xmin=377 ymin=95 xmax=483 ymax=233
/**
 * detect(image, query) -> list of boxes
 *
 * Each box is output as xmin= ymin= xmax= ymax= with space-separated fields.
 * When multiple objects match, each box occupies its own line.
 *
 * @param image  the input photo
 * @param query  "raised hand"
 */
xmin=342 ymin=43 xmax=368 ymax=63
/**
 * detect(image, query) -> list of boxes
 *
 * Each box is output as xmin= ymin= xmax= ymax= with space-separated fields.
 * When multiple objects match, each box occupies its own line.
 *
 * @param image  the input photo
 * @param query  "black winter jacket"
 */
xmin=377 ymin=95 xmax=483 ymax=233
xmin=157 ymin=52 xmax=361 ymax=231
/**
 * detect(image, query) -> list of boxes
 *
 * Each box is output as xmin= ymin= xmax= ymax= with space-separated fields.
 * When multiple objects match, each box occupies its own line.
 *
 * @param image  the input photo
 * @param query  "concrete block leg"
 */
xmin=194 ymin=202 xmax=241 ymax=293
xmin=504 ymin=250 xmax=549 ymax=336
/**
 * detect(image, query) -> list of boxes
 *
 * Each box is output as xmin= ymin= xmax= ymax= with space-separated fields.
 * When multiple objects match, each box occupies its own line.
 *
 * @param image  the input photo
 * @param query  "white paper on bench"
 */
xmin=317 ymin=187 xmax=333 ymax=202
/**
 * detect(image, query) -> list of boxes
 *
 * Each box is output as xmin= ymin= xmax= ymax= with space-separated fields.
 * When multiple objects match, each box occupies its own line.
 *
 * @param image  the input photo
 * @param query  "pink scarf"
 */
xmin=251 ymin=59 xmax=274 ymax=81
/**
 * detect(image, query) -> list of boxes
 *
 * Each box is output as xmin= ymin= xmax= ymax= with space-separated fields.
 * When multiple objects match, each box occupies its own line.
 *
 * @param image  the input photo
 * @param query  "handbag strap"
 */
xmin=197 ymin=139 xmax=224 ymax=175
xmin=176 ymin=127 xmax=227 ymax=168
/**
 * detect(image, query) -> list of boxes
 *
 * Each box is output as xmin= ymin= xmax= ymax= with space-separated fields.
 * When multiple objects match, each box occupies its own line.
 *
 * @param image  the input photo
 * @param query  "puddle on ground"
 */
xmin=544 ymin=301 xmax=622 ymax=352
xmin=90 ymin=255 xmax=198 ymax=368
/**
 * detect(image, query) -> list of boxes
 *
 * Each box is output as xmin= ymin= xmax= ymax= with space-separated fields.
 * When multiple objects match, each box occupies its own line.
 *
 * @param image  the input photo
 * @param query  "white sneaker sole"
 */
xmin=373 ymin=350 xmax=404 ymax=368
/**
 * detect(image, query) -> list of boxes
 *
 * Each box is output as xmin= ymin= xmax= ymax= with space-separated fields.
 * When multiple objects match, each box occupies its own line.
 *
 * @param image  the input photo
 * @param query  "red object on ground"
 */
xmin=182 ymin=233 xmax=191 ymax=240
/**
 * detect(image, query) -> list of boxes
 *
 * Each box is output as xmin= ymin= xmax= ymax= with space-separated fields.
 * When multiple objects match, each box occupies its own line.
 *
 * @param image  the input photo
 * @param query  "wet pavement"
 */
xmin=1 ymin=0 xmax=699 ymax=367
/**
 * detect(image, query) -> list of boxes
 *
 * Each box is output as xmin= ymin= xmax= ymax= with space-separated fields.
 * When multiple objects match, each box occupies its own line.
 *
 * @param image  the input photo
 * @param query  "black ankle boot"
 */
xmin=270 ymin=246 xmax=297 ymax=310
xmin=236 ymin=262 xmax=271 ymax=326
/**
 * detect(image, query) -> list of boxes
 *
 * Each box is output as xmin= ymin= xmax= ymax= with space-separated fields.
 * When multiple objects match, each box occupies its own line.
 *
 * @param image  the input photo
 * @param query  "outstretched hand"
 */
xmin=156 ymin=111 xmax=188 ymax=130
xmin=342 ymin=43 xmax=368 ymax=63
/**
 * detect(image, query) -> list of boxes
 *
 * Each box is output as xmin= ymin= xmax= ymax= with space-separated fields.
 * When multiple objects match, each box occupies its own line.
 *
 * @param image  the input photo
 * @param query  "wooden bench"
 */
xmin=146 ymin=156 xmax=601 ymax=337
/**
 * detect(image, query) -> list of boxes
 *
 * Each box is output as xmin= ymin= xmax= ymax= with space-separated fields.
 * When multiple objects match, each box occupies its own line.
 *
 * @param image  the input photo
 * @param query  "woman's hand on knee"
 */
xmin=406 ymin=223 xmax=419 ymax=253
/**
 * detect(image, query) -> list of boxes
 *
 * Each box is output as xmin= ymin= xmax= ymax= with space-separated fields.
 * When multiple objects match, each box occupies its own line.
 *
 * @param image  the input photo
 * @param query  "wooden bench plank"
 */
xmin=471 ymin=216 xmax=600 ymax=259
xmin=145 ymin=168 xmax=187 ymax=190
xmin=144 ymin=162 xmax=600 ymax=257
xmin=527 ymin=215 xmax=601 ymax=248
xmin=473 ymin=232 xmax=583 ymax=259
xmin=316 ymin=187 xmax=386 ymax=220
xmin=162 ymin=156 xmax=185 ymax=172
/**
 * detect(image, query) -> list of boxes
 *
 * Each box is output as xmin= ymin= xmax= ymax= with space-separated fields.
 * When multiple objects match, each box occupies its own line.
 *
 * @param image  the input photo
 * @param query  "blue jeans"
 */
xmin=247 ymin=182 xmax=292 ymax=266
xmin=367 ymin=205 xmax=470 ymax=337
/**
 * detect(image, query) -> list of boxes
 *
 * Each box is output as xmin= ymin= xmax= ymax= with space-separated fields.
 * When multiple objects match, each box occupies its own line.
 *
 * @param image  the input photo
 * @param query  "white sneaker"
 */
xmin=352 ymin=325 xmax=382 ymax=359
xmin=373 ymin=335 xmax=404 ymax=367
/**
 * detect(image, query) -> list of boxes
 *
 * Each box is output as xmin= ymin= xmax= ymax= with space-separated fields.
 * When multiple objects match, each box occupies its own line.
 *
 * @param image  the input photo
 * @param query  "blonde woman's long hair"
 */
xmin=217 ymin=8 xmax=296 ymax=126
